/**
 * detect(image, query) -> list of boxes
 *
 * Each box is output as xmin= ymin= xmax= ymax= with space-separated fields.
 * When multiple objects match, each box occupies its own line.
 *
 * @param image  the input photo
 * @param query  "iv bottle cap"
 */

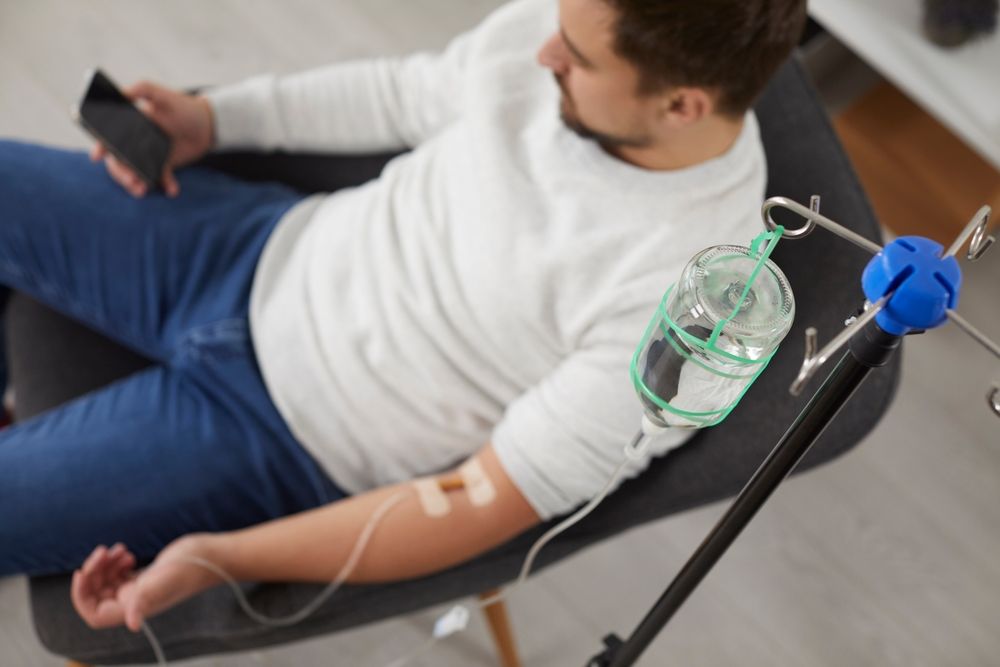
xmin=684 ymin=245 xmax=795 ymax=352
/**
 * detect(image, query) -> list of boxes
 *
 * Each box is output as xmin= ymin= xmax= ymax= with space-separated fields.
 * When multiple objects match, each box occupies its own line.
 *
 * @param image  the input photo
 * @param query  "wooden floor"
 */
xmin=835 ymin=82 xmax=1000 ymax=245
xmin=1 ymin=3 xmax=998 ymax=665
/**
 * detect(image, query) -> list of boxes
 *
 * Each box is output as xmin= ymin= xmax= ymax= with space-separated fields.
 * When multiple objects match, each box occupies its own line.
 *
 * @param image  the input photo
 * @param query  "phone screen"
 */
xmin=78 ymin=69 xmax=172 ymax=187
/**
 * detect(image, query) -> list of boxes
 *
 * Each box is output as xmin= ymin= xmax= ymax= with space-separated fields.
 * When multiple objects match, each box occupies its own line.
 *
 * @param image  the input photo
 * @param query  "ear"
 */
xmin=658 ymin=87 xmax=716 ymax=127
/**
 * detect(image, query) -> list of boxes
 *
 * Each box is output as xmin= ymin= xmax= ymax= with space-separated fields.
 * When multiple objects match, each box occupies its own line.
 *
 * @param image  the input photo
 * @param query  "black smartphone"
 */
xmin=73 ymin=68 xmax=172 ymax=188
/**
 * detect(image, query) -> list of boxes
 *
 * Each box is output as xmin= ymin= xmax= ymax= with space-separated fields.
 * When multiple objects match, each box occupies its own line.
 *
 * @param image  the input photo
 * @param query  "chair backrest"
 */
xmin=22 ymin=55 xmax=901 ymax=664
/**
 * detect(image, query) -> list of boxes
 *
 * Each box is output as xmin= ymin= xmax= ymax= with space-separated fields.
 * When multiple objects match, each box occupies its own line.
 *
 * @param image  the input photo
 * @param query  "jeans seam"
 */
xmin=174 ymin=318 xmax=250 ymax=366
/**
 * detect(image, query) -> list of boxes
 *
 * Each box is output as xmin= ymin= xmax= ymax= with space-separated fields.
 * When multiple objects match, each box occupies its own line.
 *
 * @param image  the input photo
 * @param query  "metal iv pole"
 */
xmin=587 ymin=198 xmax=999 ymax=667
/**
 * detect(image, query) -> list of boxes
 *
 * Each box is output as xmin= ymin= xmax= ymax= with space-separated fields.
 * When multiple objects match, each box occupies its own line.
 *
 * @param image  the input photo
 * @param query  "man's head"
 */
xmin=537 ymin=0 xmax=806 ymax=153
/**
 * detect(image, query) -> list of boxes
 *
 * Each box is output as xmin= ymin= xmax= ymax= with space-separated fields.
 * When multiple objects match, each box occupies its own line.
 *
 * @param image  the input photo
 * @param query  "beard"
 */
xmin=555 ymin=75 xmax=651 ymax=151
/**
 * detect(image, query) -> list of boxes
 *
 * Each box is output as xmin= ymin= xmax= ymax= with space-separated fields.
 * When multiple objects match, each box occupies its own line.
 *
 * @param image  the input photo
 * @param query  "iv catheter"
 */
xmin=587 ymin=196 xmax=999 ymax=667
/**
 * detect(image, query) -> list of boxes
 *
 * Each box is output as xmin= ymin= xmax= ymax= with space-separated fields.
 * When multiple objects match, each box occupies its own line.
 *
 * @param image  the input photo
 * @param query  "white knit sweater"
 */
xmin=205 ymin=0 xmax=766 ymax=519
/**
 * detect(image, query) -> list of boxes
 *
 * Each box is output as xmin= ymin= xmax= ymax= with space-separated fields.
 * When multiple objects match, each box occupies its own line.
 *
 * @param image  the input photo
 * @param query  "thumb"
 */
xmin=124 ymin=80 xmax=168 ymax=107
xmin=125 ymin=602 xmax=146 ymax=632
xmin=125 ymin=592 xmax=148 ymax=633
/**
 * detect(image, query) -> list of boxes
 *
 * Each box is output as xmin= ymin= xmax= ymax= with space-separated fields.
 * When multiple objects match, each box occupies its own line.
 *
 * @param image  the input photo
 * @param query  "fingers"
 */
xmin=78 ymin=544 xmax=132 ymax=587
xmin=162 ymin=167 xmax=180 ymax=198
xmin=71 ymin=568 xmax=93 ymax=616
xmin=124 ymin=80 xmax=178 ymax=119
xmin=84 ymin=544 xmax=120 ymax=594
xmin=71 ymin=568 xmax=110 ymax=629
xmin=104 ymin=155 xmax=148 ymax=198
xmin=110 ymin=544 xmax=137 ymax=571
xmin=73 ymin=545 xmax=113 ymax=626
xmin=109 ymin=550 xmax=137 ymax=588
xmin=105 ymin=543 xmax=135 ymax=580
xmin=81 ymin=544 xmax=108 ymax=573
xmin=72 ymin=544 xmax=139 ymax=629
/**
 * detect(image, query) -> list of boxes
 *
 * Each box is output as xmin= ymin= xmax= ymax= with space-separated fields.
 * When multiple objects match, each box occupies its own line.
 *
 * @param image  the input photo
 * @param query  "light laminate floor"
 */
xmin=1 ymin=2 xmax=998 ymax=666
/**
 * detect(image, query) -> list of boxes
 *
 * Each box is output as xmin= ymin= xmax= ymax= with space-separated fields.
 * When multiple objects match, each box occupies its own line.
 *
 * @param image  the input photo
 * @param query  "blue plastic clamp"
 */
xmin=861 ymin=236 xmax=962 ymax=336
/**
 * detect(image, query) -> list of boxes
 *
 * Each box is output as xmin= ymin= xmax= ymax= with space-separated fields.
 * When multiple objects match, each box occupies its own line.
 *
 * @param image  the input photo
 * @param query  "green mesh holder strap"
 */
xmin=705 ymin=226 xmax=785 ymax=351
xmin=629 ymin=226 xmax=785 ymax=427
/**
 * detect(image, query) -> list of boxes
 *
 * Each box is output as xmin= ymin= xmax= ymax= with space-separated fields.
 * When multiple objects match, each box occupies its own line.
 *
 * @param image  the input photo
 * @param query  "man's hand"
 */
xmin=90 ymin=80 xmax=215 ymax=199
xmin=71 ymin=536 xmax=221 ymax=632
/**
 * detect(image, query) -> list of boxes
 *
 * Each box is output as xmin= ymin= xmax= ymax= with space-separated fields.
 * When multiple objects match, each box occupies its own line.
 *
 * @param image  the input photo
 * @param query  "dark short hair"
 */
xmin=603 ymin=0 xmax=807 ymax=116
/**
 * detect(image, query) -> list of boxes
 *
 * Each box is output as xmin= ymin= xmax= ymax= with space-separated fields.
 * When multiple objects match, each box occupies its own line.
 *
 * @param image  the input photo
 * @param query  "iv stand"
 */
xmin=587 ymin=197 xmax=998 ymax=667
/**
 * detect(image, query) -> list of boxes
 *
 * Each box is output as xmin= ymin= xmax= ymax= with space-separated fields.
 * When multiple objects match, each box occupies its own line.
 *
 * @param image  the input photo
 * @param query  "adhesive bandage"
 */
xmin=458 ymin=459 xmax=496 ymax=506
xmin=415 ymin=478 xmax=451 ymax=517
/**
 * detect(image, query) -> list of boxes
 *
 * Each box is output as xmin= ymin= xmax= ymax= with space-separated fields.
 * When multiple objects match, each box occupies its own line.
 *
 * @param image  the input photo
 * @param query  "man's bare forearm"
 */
xmin=208 ymin=444 xmax=540 ymax=584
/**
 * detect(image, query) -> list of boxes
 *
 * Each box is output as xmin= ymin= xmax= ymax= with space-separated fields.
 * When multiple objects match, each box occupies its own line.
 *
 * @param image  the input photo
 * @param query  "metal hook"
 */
xmin=945 ymin=211 xmax=1000 ymax=420
xmin=761 ymin=195 xmax=884 ymax=255
xmin=945 ymin=206 xmax=994 ymax=261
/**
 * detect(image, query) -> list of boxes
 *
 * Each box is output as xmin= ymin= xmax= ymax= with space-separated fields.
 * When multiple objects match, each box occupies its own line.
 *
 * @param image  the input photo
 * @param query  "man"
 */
xmin=0 ymin=0 xmax=805 ymax=630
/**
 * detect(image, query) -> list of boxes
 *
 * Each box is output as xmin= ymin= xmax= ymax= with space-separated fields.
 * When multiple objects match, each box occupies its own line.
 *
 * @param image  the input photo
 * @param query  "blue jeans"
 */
xmin=0 ymin=140 xmax=344 ymax=576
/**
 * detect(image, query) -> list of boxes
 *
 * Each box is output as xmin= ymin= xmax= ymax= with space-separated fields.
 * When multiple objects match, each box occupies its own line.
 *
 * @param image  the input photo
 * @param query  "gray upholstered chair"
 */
xmin=8 ymin=56 xmax=900 ymax=666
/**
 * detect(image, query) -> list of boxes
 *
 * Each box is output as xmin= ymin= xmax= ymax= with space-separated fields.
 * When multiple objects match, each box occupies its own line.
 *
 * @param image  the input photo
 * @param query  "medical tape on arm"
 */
xmin=415 ymin=478 xmax=451 ymax=517
xmin=458 ymin=458 xmax=496 ymax=506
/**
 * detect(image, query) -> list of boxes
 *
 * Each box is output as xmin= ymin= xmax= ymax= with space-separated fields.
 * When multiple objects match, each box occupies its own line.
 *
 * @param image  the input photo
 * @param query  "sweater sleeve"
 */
xmin=490 ymin=336 xmax=693 ymax=521
xmin=204 ymin=29 xmax=474 ymax=153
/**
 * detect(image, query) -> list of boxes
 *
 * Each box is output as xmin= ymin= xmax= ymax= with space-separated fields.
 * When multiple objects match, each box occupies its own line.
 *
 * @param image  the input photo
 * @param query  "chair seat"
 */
xmin=11 ymin=55 xmax=900 ymax=665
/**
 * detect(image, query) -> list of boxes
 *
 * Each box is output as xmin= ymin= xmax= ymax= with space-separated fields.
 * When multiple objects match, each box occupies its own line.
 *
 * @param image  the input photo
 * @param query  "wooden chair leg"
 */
xmin=478 ymin=590 xmax=522 ymax=667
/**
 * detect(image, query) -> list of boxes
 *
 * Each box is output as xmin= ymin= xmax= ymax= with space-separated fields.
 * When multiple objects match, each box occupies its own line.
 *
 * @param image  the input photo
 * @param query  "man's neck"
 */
xmin=610 ymin=115 xmax=745 ymax=172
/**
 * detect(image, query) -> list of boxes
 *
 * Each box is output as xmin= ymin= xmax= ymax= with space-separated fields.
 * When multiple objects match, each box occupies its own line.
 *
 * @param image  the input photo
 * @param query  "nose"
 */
xmin=536 ymin=33 xmax=570 ymax=75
